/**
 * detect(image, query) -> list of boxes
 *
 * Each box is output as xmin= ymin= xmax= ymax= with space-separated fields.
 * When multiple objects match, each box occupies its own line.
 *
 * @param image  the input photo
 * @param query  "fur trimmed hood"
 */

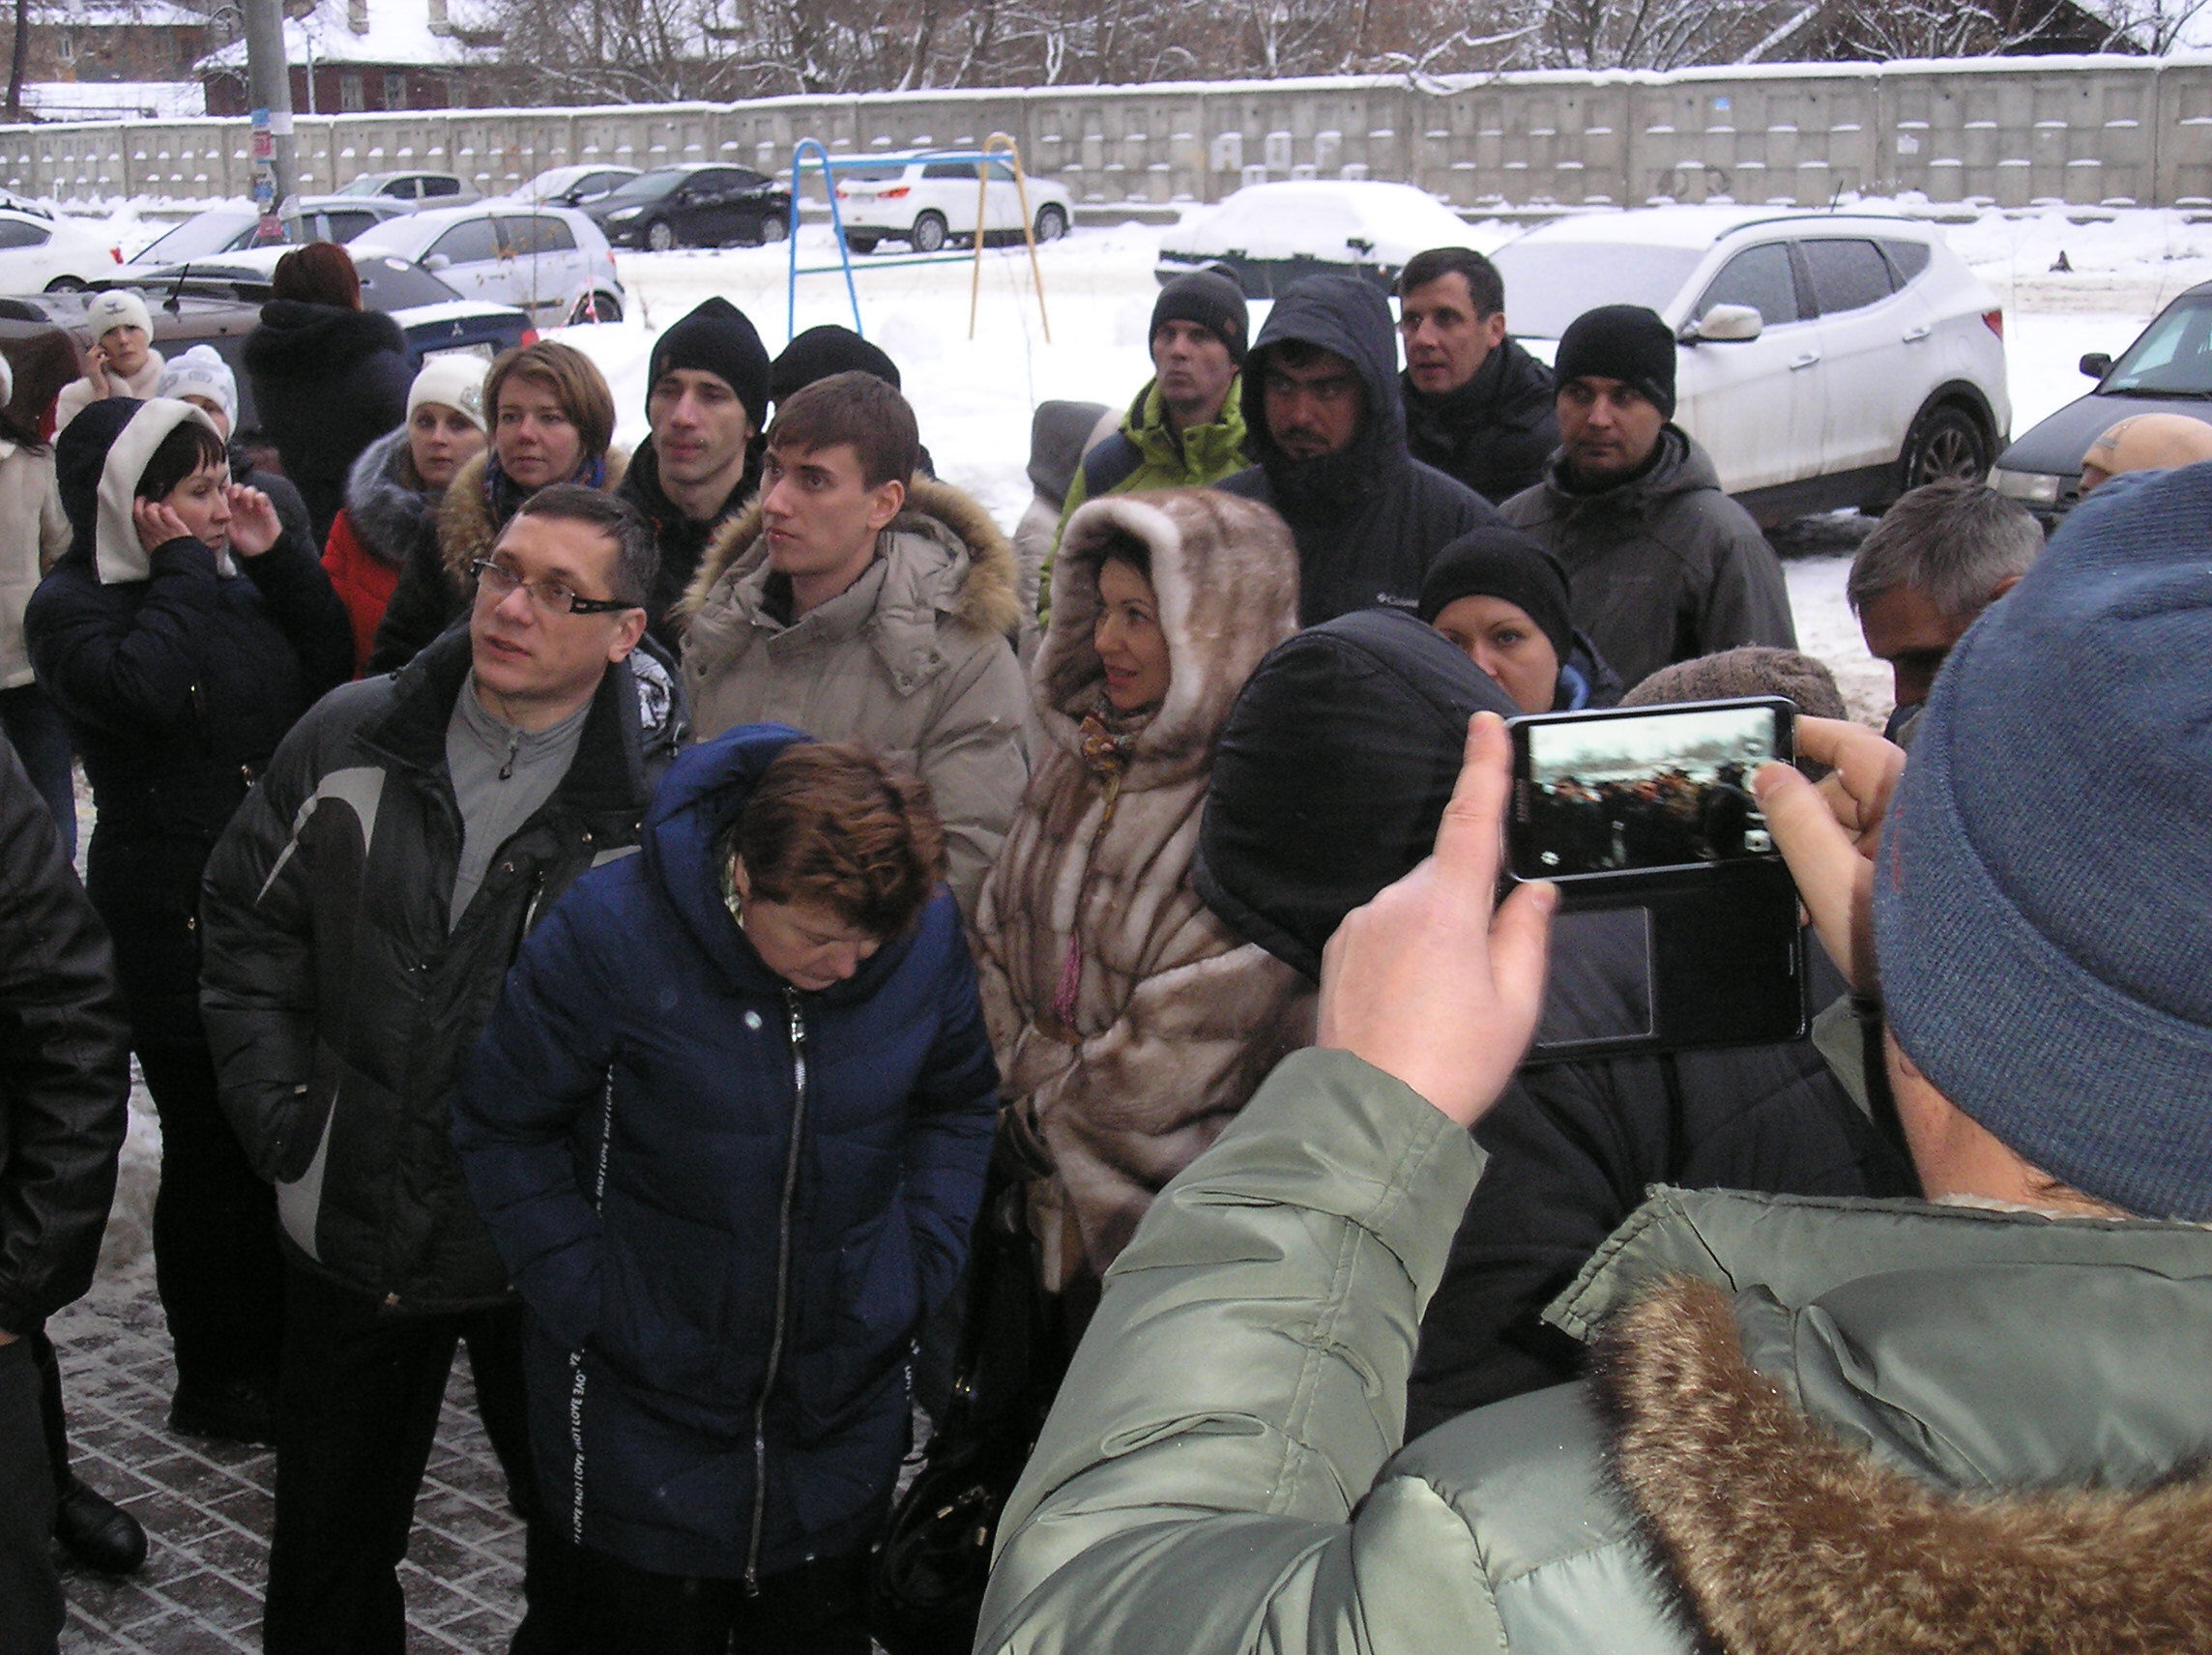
xmin=435 ymin=446 xmax=629 ymax=588
xmin=1034 ymin=488 xmax=1298 ymax=787
xmin=341 ymin=424 xmax=432 ymax=570
xmin=676 ymin=472 xmax=1018 ymax=643
xmin=1593 ymin=1270 xmax=2212 ymax=1655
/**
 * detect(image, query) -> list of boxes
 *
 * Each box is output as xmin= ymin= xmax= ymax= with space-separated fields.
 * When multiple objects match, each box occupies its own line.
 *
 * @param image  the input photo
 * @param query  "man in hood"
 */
xmin=678 ymin=371 xmax=1028 ymax=913
xmin=53 ymin=291 xmax=163 ymax=435
xmin=1217 ymin=275 xmax=1499 ymax=626
xmin=617 ymin=296 xmax=771 ymax=650
xmin=200 ymin=484 xmax=681 ymax=1654
xmin=1500 ymin=304 xmax=1795 ymax=688
xmin=1398 ymin=247 xmax=1557 ymax=505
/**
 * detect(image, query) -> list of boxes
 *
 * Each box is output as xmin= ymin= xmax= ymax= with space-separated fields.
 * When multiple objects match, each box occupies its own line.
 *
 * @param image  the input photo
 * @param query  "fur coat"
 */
xmin=677 ymin=475 xmax=1029 ymax=912
xmin=972 ymin=487 xmax=1315 ymax=1283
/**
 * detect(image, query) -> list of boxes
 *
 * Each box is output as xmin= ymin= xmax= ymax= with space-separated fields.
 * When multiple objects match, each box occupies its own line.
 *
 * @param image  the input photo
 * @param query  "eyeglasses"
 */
xmin=471 ymin=559 xmax=637 ymax=617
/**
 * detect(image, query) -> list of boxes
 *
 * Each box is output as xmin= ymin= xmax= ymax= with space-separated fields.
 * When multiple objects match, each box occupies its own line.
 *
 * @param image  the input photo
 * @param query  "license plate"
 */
xmin=427 ymin=342 xmax=494 ymax=362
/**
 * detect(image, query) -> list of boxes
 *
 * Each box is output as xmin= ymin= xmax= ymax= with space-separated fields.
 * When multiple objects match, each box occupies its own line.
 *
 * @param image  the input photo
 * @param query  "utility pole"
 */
xmin=243 ymin=0 xmax=297 ymax=232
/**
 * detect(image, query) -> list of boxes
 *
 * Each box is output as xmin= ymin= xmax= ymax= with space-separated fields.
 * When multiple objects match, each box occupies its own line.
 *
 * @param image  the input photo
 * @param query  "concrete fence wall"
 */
xmin=10 ymin=55 xmax=2212 ymax=212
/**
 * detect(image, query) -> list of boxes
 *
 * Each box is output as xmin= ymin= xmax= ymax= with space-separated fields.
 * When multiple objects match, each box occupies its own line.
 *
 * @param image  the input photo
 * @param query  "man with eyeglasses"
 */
xmin=198 ymin=485 xmax=684 ymax=1655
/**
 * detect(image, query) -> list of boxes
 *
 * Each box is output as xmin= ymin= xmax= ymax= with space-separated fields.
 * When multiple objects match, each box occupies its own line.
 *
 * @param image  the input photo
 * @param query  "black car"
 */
xmin=585 ymin=164 xmax=791 ymax=252
xmin=0 ymin=253 xmax=533 ymax=434
xmin=1992 ymin=279 xmax=2212 ymax=525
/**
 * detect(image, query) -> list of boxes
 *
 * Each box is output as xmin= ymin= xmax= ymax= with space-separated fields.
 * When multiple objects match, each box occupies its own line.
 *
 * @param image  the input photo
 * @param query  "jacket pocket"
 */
xmin=789 ymin=1204 xmax=920 ymax=1438
xmin=596 ymin=1192 xmax=737 ymax=1408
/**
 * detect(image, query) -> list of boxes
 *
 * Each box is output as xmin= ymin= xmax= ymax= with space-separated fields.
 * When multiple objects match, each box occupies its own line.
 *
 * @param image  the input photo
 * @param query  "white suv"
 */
xmin=833 ymin=153 xmax=1073 ymax=255
xmin=1487 ymin=208 xmax=2009 ymax=522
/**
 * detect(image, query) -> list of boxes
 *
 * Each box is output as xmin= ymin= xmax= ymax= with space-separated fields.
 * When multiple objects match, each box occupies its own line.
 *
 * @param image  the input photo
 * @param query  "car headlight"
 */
xmin=607 ymin=206 xmax=641 ymax=222
xmin=1993 ymin=469 xmax=2063 ymax=506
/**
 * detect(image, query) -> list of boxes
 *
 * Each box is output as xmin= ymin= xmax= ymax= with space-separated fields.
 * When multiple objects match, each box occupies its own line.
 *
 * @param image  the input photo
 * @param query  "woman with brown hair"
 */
xmin=242 ymin=241 xmax=413 ymax=547
xmin=454 ymin=729 xmax=999 ymax=1654
xmin=366 ymin=338 xmax=627 ymax=673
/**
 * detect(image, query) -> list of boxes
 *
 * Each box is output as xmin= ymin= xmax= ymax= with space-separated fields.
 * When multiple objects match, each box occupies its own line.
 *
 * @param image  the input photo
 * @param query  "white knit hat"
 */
xmin=408 ymin=353 xmax=488 ymax=432
xmin=84 ymin=289 xmax=153 ymax=342
xmin=157 ymin=343 xmax=238 ymax=427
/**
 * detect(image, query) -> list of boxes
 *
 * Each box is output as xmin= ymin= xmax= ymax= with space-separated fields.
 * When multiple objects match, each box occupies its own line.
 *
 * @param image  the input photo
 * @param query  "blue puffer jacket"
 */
xmin=453 ymin=724 xmax=1000 ymax=1582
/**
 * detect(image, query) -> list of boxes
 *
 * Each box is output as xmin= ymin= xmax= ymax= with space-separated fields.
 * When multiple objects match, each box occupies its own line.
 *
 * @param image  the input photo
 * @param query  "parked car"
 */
xmin=335 ymin=170 xmax=479 ymax=206
xmin=583 ymin=162 xmax=792 ymax=251
xmin=1991 ymin=280 xmax=2212 ymax=525
xmin=503 ymin=164 xmax=642 ymax=210
xmin=1484 ymin=207 xmax=2010 ymax=524
xmin=832 ymin=152 xmax=1072 ymax=255
xmin=1154 ymin=180 xmax=1474 ymax=297
xmin=347 ymin=203 xmax=625 ymax=327
xmin=0 ymin=207 xmax=120 ymax=295
xmin=117 ymin=196 xmax=415 ymax=276
xmin=18 ymin=250 xmax=536 ymax=431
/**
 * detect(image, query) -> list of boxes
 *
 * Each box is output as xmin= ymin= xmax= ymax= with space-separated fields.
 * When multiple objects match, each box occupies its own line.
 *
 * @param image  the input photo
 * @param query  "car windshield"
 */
xmin=598 ymin=169 xmax=686 ymax=204
xmin=133 ymin=210 xmax=260 ymax=263
xmin=2102 ymin=295 xmax=2212 ymax=397
xmin=1485 ymin=243 xmax=1705 ymax=339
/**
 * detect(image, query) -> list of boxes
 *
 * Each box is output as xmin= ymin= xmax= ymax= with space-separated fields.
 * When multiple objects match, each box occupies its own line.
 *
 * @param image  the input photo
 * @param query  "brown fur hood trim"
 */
xmin=435 ymin=447 xmax=630 ymax=588
xmin=1592 ymin=1275 xmax=2212 ymax=1655
xmin=674 ymin=474 xmax=1019 ymax=638
xmin=1033 ymin=488 xmax=1298 ymax=783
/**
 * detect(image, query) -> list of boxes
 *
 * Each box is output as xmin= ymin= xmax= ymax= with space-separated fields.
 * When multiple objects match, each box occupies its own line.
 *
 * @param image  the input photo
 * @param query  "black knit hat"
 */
xmin=1416 ymin=527 xmax=1575 ymax=663
xmin=1150 ymin=269 xmax=1249 ymax=365
xmin=771 ymin=324 xmax=902 ymax=406
xmin=1554 ymin=304 xmax=1677 ymax=419
xmin=649 ymin=298 xmax=771 ymax=427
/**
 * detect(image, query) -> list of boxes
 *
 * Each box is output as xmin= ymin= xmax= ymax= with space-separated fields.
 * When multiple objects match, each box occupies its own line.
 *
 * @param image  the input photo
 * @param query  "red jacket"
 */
xmin=323 ymin=509 xmax=400 ymax=677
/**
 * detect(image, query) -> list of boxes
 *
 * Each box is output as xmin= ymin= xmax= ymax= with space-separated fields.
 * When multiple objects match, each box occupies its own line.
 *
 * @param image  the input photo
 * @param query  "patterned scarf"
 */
xmin=1049 ymin=694 xmax=1156 ymax=1030
xmin=481 ymin=448 xmax=606 ymax=528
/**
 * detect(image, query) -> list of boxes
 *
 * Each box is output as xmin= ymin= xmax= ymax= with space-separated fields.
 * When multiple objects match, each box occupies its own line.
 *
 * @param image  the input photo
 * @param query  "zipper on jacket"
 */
xmin=745 ymin=989 xmax=809 ymax=1594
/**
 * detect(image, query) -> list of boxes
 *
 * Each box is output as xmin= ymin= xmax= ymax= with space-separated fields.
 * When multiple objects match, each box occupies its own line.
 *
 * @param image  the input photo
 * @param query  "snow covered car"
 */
xmin=1155 ymin=180 xmax=1480 ymax=298
xmin=0 ymin=208 xmax=120 ymax=295
xmin=335 ymin=170 xmax=480 ymax=207
xmin=1991 ymin=279 xmax=2212 ymax=526
xmin=1488 ymin=207 xmax=2010 ymax=523
xmin=348 ymin=203 xmax=626 ymax=327
xmin=501 ymin=164 xmax=642 ymax=210
xmin=584 ymin=164 xmax=792 ymax=251
xmin=116 ymin=197 xmax=414 ymax=278
xmin=833 ymin=153 xmax=1072 ymax=254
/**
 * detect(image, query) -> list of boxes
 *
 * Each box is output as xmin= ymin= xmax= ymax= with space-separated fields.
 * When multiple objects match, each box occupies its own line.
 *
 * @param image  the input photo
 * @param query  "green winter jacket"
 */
xmin=1038 ymin=374 xmax=1247 ymax=622
xmin=978 ymin=1049 xmax=2212 ymax=1655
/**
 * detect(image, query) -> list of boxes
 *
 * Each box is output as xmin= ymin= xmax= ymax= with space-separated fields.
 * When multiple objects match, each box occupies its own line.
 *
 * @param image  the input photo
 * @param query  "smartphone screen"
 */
xmin=1509 ymin=699 xmax=1792 ymax=883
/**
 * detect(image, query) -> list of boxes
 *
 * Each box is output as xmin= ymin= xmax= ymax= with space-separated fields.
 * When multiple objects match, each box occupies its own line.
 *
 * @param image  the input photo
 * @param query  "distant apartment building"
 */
xmin=197 ymin=0 xmax=515 ymax=117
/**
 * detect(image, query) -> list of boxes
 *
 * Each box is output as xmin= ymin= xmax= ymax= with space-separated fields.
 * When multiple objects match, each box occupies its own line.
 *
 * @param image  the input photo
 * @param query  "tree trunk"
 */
xmin=6 ymin=0 xmax=29 ymax=125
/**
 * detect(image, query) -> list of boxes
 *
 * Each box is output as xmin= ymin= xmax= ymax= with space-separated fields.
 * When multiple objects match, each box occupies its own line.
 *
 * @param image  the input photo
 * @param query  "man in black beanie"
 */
xmin=1038 ymin=269 xmax=1253 ymax=615
xmin=619 ymin=296 xmax=771 ymax=647
xmin=1500 ymin=303 xmax=1794 ymax=688
xmin=771 ymin=323 xmax=902 ymax=402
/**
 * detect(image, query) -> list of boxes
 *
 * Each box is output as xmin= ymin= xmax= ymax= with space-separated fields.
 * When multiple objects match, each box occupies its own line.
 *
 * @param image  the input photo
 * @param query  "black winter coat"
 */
xmin=1401 ymin=335 xmax=1558 ymax=506
xmin=1405 ymin=950 xmax=1917 ymax=1437
xmin=25 ymin=398 xmax=352 ymax=1047
xmin=0 ymin=736 xmax=131 ymax=1336
xmin=198 ymin=627 xmax=681 ymax=1308
xmin=614 ymin=434 xmax=757 ymax=652
xmin=243 ymin=301 xmax=412 ymax=549
xmin=1217 ymin=276 xmax=1499 ymax=625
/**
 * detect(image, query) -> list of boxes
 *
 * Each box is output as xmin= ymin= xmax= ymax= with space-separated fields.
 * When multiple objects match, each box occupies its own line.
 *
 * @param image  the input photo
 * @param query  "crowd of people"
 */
xmin=0 ymin=231 xmax=2205 ymax=1655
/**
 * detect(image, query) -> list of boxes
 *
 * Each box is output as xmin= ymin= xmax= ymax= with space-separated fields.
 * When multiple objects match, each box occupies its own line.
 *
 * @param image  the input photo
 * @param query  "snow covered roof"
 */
xmin=21 ymin=80 xmax=207 ymax=119
xmin=196 ymin=0 xmax=499 ymax=72
xmin=32 ymin=0 xmax=208 ymax=25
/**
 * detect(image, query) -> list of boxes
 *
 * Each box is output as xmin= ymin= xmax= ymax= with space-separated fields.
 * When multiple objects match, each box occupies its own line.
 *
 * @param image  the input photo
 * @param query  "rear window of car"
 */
xmin=354 ymin=255 xmax=461 ymax=309
xmin=838 ymin=165 xmax=909 ymax=184
xmin=1486 ymin=243 xmax=1704 ymax=339
xmin=921 ymin=161 xmax=977 ymax=180
xmin=421 ymin=176 xmax=461 ymax=197
xmin=1801 ymin=239 xmax=1896 ymax=316
xmin=1696 ymin=243 xmax=1801 ymax=326
xmin=0 ymin=218 xmax=45 ymax=249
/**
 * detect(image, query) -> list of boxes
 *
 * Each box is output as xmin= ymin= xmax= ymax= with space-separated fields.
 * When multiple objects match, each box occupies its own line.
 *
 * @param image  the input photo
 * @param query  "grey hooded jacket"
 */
xmin=978 ymin=1049 xmax=2212 ymax=1655
xmin=1218 ymin=276 xmax=1499 ymax=626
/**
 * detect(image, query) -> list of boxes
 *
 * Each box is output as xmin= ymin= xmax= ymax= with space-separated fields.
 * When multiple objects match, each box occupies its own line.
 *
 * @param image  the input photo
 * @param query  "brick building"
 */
xmin=198 ymin=0 xmax=513 ymax=118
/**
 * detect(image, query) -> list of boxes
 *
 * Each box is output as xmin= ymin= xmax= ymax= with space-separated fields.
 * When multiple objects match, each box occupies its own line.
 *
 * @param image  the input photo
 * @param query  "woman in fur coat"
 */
xmin=972 ymin=486 xmax=1312 ymax=1316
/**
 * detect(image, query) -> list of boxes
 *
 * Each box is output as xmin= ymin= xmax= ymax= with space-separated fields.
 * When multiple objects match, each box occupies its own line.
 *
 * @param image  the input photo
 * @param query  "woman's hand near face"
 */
xmin=132 ymin=496 xmax=194 ymax=555
xmin=84 ymin=342 xmax=112 ymax=399
xmin=225 ymin=484 xmax=282 ymax=559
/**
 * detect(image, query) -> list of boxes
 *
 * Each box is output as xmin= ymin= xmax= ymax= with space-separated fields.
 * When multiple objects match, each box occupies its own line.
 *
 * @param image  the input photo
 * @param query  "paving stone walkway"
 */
xmin=47 ymin=1264 xmax=525 ymax=1654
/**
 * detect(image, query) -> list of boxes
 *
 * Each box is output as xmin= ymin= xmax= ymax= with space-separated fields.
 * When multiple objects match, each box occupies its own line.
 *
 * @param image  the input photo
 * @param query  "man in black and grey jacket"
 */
xmin=200 ymin=485 xmax=682 ymax=1655
xmin=1398 ymin=247 xmax=1558 ymax=506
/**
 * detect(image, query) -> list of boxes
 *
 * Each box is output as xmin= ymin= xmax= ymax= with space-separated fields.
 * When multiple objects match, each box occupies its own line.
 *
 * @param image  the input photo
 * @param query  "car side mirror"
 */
xmin=2080 ymin=351 xmax=2113 ymax=380
xmin=423 ymin=252 xmax=451 ymax=272
xmin=1694 ymin=304 xmax=1764 ymax=343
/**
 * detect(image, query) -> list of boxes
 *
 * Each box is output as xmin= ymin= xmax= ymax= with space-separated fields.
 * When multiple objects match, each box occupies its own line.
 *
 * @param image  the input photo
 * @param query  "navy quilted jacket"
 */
xmin=453 ymin=723 xmax=999 ymax=1581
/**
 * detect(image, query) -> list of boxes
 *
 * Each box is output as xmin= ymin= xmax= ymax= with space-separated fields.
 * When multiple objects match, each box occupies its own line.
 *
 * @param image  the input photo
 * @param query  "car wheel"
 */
xmin=571 ymin=291 xmax=622 ymax=325
xmin=1034 ymin=203 xmax=1068 ymax=243
xmin=1901 ymin=402 xmax=1992 ymax=490
xmin=841 ymin=232 xmax=880 ymax=255
xmin=912 ymin=211 xmax=948 ymax=254
xmin=43 ymin=276 xmax=84 ymax=292
xmin=645 ymin=218 xmax=677 ymax=253
xmin=760 ymin=213 xmax=788 ymax=244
